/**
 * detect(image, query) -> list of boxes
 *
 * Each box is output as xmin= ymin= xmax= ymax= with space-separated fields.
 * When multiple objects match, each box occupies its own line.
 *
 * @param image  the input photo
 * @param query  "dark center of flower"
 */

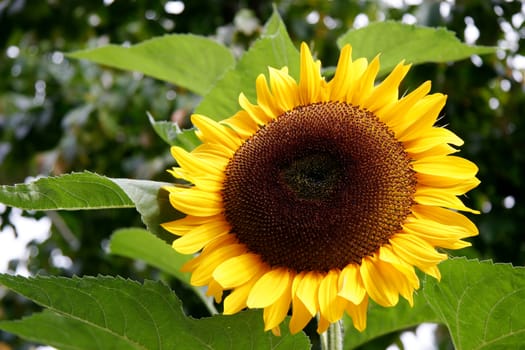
xmin=280 ymin=153 xmax=343 ymax=200
xmin=222 ymin=101 xmax=417 ymax=272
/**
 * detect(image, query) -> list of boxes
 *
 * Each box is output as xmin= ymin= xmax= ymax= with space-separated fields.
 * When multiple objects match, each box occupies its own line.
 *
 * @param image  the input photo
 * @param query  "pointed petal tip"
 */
xmin=270 ymin=326 xmax=281 ymax=336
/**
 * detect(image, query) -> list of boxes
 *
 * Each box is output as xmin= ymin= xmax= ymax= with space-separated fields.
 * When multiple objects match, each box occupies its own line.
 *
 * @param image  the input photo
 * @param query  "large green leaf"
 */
xmin=424 ymin=258 xmax=525 ymax=350
xmin=195 ymin=9 xmax=300 ymax=121
xmin=109 ymin=227 xmax=191 ymax=284
xmin=0 ymin=275 xmax=310 ymax=350
xmin=337 ymin=21 xmax=496 ymax=76
xmin=0 ymin=172 xmax=134 ymax=210
xmin=109 ymin=228 xmax=218 ymax=315
xmin=68 ymin=34 xmax=235 ymax=95
xmin=0 ymin=173 xmax=179 ymax=242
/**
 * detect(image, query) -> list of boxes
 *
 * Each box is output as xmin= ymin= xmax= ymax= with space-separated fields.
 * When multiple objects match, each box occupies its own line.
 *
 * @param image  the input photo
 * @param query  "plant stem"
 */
xmin=196 ymin=286 xmax=219 ymax=315
xmin=321 ymin=320 xmax=344 ymax=350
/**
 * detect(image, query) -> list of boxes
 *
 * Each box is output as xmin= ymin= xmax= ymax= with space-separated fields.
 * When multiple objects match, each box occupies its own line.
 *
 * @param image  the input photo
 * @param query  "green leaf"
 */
xmin=337 ymin=21 xmax=496 ymax=76
xmin=109 ymin=227 xmax=191 ymax=284
xmin=1 ymin=310 xmax=145 ymax=350
xmin=68 ymin=34 xmax=235 ymax=95
xmin=195 ymin=9 xmax=300 ymax=121
xmin=343 ymin=293 xmax=439 ymax=349
xmin=111 ymin=178 xmax=179 ymax=242
xmin=147 ymin=112 xmax=200 ymax=150
xmin=0 ymin=275 xmax=310 ymax=350
xmin=344 ymin=259 xmax=525 ymax=349
xmin=424 ymin=258 xmax=525 ymax=350
xmin=0 ymin=172 xmax=134 ymax=210
xmin=109 ymin=228 xmax=218 ymax=315
xmin=0 ymin=173 xmax=178 ymax=242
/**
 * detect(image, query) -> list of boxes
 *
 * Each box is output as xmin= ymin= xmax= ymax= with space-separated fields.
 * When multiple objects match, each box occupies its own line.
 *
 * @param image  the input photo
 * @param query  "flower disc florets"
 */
xmin=222 ymin=101 xmax=417 ymax=272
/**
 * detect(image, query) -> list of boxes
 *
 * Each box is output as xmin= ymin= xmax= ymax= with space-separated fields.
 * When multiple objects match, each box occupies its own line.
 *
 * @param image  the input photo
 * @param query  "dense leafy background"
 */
xmin=1 ymin=0 xmax=524 ymax=349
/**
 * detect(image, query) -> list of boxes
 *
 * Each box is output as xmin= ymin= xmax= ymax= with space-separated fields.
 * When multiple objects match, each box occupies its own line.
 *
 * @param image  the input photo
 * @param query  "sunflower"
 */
xmin=162 ymin=43 xmax=479 ymax=335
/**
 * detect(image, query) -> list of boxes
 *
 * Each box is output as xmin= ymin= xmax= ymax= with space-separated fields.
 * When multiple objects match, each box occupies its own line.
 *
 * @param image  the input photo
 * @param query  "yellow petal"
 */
xmin=397 ymin=93 xmax=447 ymax=141
xmin=170 ymin=146 xmax=225 ymax=179
xmin=379 ymin=80 xmax=431 ymax=127
xmin=206 ymin=279 xmax=224 ymax=303
xmin=238 ymin=93 xmax=273 ymax=125
xmin=180 ymin=232 xmax=235 ymax=273
xmin=180 ymin=255 xmax=201 ymax=274
xmin=263 ymin=281 xmax=292 ymax=331
xmin=270 ymin=326 xmax=281 ymax=337
xmin=375 ymin=247 xmax=421 ymax=305
xmin=269 ymin=66 xmax=299 ymax=111
xmin=345 ymin=296 xmax=369 ymax=332
xmin=247 ymin=268 xmax=292 ymax=308
xmin=389 ymin=234 xmax=447 ymax=280
xmin=161 ymin=215 xmax=215 ymax=236
xmin=352 ymin=55 xmax=380 ymax=106
xmin=360 ymin=255 xmax=399 ymax=307
xmin=316 ymin=315 xmax=330 ymax=334
xmin=404 ymin=127 xmax=464 ymax=154
xmin=199 ymin=232 xmax=236 ymax=253
xmin=222 ymin=113 xmax=256 ymax=140
xmin=172 ymin=219 xmax=229 ymax=254
xmin=412 ymin=155 xmax=479 ymax=179
xmin=296 ymin=271 xmax=322 ymax=316
xmin=191 ymin=114 xmax=241 ymax=151
xmin=378 ymin=245 xmax=420 ymax=305
xmin=298 ymin=42 xmax=322 ymax=104
xmin=223 ymin=270 xmax=264 ymax=314
xmin=191 ymin=143 xmax=232 ymax=165
xmin=328 ymin=44 xmax=353 ymax=102
xmin=256 ymin=74 xmax=281 ymax=119
xmin=416 ymin=173 xmax=480 ymax=191
xmin=365 ymin=61 xmax=411 ymax=113
xmin=415 ymin=187 xmax=479 ymax=213
xmin=213 ymin=253 xmax=265 ymax=288
xmin=414 ymin=143 xmax=459 ymax=158
xmin=403 ymin=218 xmax=475 ymax=249
xmin=189 ymin=242 xmax=245 ymax=286
xmin=168 ymin=188 xmax=222 ymax=217
xmin=318 ymin=270 xmax=348 ymax=323
xmin=166 ymin=167 xmax=190 ymax=181
xmin=344 ymin=57 xmax=370 ymax=103
xmin=223 ymin=283 xmax=251 ymax=315
xmin=190 ymin=176 xmax=224 ymax=193
xmin=289 ymin=293 xmax=314 ymax=334
xmin=291 ymin=272 xmax=302 ymax=295
xmin=338 ymin=264 xmax=366 ymax=305
xmin=411 ymin=204 xmax=478 ymax=237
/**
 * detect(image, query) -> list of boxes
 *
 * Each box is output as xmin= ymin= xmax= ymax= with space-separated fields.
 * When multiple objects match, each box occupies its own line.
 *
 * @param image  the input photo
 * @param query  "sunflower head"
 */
xmin=162 ymin=43 xmax=479 ymax=335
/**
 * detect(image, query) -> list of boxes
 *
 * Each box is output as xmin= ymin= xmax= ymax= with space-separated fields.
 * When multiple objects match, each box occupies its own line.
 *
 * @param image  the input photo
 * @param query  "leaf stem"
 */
xmin=195 ymin=286 xmax=219 ymax=315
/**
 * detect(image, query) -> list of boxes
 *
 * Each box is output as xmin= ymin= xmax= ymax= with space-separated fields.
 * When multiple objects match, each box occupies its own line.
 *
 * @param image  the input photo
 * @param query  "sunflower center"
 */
xmin=222 ymin=101 xmax=417 ymax=272
xmin=281 ymin=153 xmax=343 ymax=200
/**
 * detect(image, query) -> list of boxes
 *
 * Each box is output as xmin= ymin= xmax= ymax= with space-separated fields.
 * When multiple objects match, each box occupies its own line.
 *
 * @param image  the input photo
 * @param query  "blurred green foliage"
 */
xmin=1 ymin=0 xmax=524 ymax=349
